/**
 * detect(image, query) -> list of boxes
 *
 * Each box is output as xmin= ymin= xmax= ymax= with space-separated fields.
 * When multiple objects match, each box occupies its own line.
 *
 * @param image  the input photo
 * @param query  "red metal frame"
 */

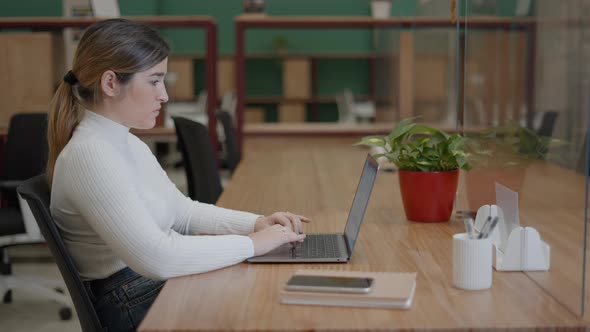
xmin=234 ymin=16 xmax=534 ymax=154
xmin=0 ymin=16 xmax=219 ymax=153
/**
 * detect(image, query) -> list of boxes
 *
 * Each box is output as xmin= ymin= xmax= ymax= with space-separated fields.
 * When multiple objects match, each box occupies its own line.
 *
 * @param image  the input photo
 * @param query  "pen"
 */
xmin=477 ymin=216 xmax=492 ymax=239
xmin=464 ymin=218 xmax=475 ymax=239
xmin=482 ymin=216 xmax=500 ymax=239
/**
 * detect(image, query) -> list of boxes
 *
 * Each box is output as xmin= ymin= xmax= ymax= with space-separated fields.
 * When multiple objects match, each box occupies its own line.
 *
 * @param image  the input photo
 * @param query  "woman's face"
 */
xmin=109 ymin=58 xmax=169 ymax=129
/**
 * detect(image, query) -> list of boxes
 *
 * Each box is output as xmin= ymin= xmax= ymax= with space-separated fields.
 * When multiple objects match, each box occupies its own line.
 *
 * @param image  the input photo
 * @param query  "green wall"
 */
xmin=157 ymin=0 xmax=374 ymax=55
xmin=0 ymin=1 xmax=62 ymax=16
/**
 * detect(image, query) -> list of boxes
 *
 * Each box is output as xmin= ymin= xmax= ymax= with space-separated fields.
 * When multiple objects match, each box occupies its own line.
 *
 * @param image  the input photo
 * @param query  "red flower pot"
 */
xmin=398 ymin=169 xmax=459 ymax=222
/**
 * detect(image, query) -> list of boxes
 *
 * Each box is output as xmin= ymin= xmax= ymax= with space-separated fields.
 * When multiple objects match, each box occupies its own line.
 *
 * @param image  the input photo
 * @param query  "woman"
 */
xmin=47 ymin=19 xmax=310 ymax=331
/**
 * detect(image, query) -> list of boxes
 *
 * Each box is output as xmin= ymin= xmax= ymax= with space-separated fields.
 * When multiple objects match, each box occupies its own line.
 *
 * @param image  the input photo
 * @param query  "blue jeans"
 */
xmin=84 ymin=267 xmax=165 ymax=332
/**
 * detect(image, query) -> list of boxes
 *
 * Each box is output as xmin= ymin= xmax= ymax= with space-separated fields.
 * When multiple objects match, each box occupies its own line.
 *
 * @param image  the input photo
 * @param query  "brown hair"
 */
xmin=47 ymin=19 xmax=170 ymax=187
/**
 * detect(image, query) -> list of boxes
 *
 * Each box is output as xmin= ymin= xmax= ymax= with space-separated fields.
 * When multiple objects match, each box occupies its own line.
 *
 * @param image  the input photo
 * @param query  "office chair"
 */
xmin=335 ymin=93 xmax=355 ymax=124
xmin=216 ymin=109 xmax=241 ymax=173
xmin=0 ymin=113 xmax=48 ymax=203
xmin=343 ymin=89 xmax=376 ymax=123
xmin=18 ymin=175 xmax=103 ymax=332
xmin=220 ymin=91 xmax=237 ymax=121
xmin=536 ymin=111 xmax=558 ymax=137
xmin=0 ymin=113 xmax=74 ymax=319
xmin=172 ymin=116 xmax=223 ymax=204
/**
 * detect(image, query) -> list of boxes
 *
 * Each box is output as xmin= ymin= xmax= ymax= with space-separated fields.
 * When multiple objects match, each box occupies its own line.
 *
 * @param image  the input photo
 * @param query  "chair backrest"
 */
xmin=537 ymin=111 xmax=559 ymax=138
xmin=343 ymin=89 xmax=355 ymax=110
xmin=0 ymin=113 xmax=48 ymax=182
xmin=17 ymin=175 xmax=102 ymax=332
xmin=195 ymin=89 xmax=208 ymax=114
xmin=220 ymin=91 xmax=237 ymax=121
xmin=336 ymin=90 xmax=355 ymax=123
xmin=216 ymin=109 xmax=241 ymax=173
xmin=172 ymin=116 xmax=222 ymax=204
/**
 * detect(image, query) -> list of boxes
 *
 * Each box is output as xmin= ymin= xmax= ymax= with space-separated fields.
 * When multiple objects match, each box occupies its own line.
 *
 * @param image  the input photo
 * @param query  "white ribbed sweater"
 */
xmin=50 ymin=110 xmax=257 ymax=281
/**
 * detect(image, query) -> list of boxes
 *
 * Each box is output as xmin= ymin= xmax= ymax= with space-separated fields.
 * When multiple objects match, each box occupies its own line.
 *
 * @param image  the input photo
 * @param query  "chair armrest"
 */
xmin=0 ymin=180 xmax=24 ymax=191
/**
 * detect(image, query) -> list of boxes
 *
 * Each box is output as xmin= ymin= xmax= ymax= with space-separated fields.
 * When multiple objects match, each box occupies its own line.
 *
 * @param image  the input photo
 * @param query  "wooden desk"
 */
xmin=140 ymin=137 xmax=586 ymax=331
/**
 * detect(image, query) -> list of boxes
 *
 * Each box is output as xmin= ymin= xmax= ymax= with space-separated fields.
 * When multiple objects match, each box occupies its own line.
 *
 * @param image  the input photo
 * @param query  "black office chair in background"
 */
xmin=0 ymin=113 xmax=48 ymax=205
xmin=536 ymin=111 xmax=559 ymax=138
xmin=216 ymin=109 xmax=241 ymax=173
xmin=18 ymin=174 xmax=103 ymax=332
xmin=172 ymin=116 xmax=223 ymax=204
xmin=0 ymin=113 xmax=73 ymax=317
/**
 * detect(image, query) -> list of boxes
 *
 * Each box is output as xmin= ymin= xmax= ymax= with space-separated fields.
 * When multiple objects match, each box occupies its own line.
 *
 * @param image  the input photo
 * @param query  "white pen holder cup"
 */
xmin=452 ymin=233 xmax=492 ymax=290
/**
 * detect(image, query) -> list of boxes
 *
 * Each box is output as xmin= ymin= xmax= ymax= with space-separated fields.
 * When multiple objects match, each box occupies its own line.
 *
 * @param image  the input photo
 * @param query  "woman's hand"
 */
xmin=248 ymin=224 xmax=306 ymax=256
xmin=254 ymin=212 xmax=312 ymax=234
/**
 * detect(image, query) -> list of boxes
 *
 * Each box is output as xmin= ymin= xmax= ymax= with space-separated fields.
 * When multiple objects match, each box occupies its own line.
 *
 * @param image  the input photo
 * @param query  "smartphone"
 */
xmin=285 ymin=275 xmax=373 ymax=294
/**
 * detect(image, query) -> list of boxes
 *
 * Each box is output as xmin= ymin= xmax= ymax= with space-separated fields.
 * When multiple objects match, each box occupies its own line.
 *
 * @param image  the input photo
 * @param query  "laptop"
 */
xmin=247 ymin=154 xmax=379 ymax=263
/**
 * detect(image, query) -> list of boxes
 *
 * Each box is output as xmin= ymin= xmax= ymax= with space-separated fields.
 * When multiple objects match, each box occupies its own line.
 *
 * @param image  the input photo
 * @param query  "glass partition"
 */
xmin=372 ymin=3 xmax=588 ymax=315
xmin=374 ymin=0 xmax=458 ymax=125
xmin=461 ymin=0 xmax=590 ymax=317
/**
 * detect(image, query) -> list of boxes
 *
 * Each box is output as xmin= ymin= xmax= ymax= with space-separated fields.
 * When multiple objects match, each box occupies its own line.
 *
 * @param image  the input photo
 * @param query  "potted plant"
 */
xmin=464 ymin=121 xmax=556 ymax=211
xmin=272 ymin=35 xmax=289 ymax=55
xmin=356 ymin=118 xmax=471 ymax=222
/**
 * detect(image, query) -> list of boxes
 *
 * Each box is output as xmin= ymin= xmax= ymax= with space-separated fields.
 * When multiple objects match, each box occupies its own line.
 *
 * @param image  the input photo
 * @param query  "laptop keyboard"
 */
xmin=292 ymin=234 xmax=342 ymax=258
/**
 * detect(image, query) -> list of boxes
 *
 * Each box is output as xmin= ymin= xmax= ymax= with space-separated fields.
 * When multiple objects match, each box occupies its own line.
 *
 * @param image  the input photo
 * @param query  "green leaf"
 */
xmin=425 ymin=134 xmax=445 ymax=147
xmin=354 ymin=136 xmax=387 ymax=148
xmin=353 ymin=117 xmax=473 ymax=172
xmin=388 ymin=117 xmax=420 ymax=141
xmin=372 ymin=153 xmax=388 ymax=160
xmin=405 ymin=124 xmax=439 ymax=137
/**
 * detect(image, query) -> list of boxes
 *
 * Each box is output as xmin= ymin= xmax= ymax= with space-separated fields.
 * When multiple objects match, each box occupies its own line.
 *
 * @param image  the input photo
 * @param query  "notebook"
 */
xmin=280 ymin=269 xmax=417 ymax=309
xmin=247 ymin=154 xmax=379 ymax=263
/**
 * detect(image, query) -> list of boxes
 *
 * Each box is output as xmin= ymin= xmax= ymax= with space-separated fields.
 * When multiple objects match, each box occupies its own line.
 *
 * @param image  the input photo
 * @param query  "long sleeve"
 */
xmin=134 ymin=139 xmax=260 ymax=236
xmin=60 ymin=140 xmax=254 ymax=280
xmin=174 ymin=192 xmax=260 ymax=236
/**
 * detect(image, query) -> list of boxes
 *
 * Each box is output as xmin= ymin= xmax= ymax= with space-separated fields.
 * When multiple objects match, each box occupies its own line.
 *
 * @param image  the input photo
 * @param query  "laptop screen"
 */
xmin=343 ymin=154 xmax=379 ymax=256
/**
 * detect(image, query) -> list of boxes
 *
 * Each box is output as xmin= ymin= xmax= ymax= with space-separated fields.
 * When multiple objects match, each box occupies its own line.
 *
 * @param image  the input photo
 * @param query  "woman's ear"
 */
xmin=100 ymin=70 xmax=120 ymax=97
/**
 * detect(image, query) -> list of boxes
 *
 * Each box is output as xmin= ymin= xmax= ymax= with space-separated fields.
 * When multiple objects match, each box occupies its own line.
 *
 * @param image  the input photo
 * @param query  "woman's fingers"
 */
xmin=296 ymin=215 xmax=312 ymax=223
xmin=275 ymin=214 xmax=294 ymax=231
xmin=290 ymin=233 xmax=306 ymax=242
xmin=267 ymin=211 xmax=312 ymax=234
xmin=285 ymin=213 xmax=302 ymax=234
xmin=282 ymin=226 xmax=306 ymax=242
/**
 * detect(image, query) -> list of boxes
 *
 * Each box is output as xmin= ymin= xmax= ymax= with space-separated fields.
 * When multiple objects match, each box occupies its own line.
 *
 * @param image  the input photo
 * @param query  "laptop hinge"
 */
xmin=342 ymin=234 xmax=352 ymax=257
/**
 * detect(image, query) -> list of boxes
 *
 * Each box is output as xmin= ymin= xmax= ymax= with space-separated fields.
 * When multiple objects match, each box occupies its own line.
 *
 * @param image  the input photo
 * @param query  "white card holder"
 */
xmin=474 ymin=205 xmax=550 ymax=271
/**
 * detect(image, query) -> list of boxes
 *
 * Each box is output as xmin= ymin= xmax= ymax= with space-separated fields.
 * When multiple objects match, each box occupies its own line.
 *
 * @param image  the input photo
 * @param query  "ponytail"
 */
xmin=46 ymin=82 xmax=81 ymax=188
xmin=46 ymin=18 xmax=170 ymax=187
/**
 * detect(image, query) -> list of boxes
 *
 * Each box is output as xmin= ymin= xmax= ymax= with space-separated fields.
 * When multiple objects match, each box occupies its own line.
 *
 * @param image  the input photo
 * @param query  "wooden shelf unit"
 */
xmin=240 ymin=52 xmax=380 ymax=123
xmin=233 ymin=15 xmax=536 ymax=154
xmin=0 ymin=16 xmax=220 ymax=153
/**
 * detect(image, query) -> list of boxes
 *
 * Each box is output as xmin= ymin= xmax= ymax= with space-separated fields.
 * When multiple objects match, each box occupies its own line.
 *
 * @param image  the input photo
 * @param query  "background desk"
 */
xmin=132 ymin=122 xmax=484 ymax=140
xmin=139 ymin=137 xmax=586 ymax=331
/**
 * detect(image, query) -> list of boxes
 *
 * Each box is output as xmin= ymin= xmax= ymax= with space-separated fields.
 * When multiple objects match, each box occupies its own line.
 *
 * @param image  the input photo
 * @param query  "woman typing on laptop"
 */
xmin=47 ymin=19 xmax=310 ymax=332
